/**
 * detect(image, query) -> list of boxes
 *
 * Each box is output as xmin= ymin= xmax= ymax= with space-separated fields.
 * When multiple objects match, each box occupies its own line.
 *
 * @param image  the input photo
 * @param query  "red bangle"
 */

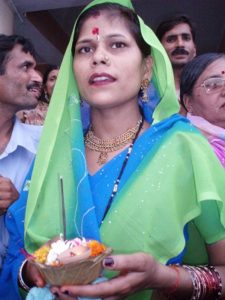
xmin=164 ymin=265 xmax=180 ymax=296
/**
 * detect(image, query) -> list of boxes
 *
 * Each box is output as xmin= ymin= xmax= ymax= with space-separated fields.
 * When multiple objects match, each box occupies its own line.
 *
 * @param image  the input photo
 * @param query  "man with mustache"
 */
xmin=156 ymin=15 xmax=196 ymax=102
xmin=0 ymin=34 xmax=42 ymax=270
xmin=17 ymin=70 xmax=45 ymax=124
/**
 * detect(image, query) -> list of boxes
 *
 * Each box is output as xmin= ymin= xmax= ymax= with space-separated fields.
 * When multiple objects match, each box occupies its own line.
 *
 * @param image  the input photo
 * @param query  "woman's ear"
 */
xmin=183 ymin=94 xmax=193 ymax=113
xmin=143 ymin=55 xmax=153 ymax=80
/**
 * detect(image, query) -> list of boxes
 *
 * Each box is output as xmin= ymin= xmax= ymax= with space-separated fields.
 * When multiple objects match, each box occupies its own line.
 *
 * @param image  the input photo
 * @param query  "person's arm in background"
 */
xmin=0 ymin=176 xmax=19 ymax=271
xmin=0 ymin=164 xmax=43 ymax=300
xmin=0 ymin=192 xmax=26 ymax=299
xmin=0 ymin=175 xmax=19 ymax=215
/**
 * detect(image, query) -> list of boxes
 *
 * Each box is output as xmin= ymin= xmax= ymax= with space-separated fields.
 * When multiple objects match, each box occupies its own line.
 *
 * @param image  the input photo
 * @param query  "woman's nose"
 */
xmin=92 ymin=48 xmax=110 ymax=66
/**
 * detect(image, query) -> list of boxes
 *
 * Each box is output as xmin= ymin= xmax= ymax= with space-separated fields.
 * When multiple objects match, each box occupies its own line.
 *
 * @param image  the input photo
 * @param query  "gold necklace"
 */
xmin=85 ymin=118 xmax=143 ymax=165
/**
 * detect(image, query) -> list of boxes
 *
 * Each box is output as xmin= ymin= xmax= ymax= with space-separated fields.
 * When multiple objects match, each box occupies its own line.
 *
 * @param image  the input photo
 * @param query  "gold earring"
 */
xmin=141 ymin=79 xmax=150 ymax=102
xmin=44 ymin=91 xmax=49 ymax=102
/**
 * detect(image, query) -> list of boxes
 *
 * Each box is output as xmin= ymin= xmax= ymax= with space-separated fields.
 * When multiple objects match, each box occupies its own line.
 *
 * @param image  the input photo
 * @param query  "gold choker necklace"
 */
xmin=85 ymin=118 xmax=143 ymax=165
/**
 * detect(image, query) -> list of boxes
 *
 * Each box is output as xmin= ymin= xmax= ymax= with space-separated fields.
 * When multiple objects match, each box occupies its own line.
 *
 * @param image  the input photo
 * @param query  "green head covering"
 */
xmin=25 ymin=0 xmax=179 ymax=251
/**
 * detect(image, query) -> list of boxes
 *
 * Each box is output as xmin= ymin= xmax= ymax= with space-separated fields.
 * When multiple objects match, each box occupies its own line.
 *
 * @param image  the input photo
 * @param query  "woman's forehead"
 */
xmin=78 ymin=10 xmax=129 ymax=35
xmin=200 ymin=59 xmax=225 ymax=79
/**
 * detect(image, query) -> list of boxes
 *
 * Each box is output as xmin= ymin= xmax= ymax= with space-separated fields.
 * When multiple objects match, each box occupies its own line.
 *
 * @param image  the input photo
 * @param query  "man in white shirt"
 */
xmin=0 ymin=34 xmax=42 ymax=268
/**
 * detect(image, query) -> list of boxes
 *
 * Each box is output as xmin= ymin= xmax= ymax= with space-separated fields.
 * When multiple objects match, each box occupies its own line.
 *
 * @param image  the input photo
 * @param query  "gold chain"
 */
xmin=85 ymin=118 xmax=142 ymax=165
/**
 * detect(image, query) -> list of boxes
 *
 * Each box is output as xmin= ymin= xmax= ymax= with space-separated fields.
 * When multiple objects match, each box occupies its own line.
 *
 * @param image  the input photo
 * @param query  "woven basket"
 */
xmin=30 ymin=247 xmax=111 ymax=285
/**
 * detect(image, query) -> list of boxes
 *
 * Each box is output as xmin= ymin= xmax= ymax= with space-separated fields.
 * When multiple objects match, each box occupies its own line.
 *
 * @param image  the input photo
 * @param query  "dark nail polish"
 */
xmin=104 ymin=257 xmax=114 ymax=267
xmin=63 ymin=291 xmax=69 ymax=295
xmin=53 ymin=292 xmax=59 ymax=296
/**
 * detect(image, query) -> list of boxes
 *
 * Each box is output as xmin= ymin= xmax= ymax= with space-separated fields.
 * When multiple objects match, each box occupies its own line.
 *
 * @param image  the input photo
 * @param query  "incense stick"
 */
xmin=59 ymin=175 xmax=67 ymax=240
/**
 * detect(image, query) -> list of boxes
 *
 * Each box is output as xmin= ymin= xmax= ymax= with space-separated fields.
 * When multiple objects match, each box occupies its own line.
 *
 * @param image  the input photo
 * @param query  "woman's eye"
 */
xmin=205 ymin=79 xmax=223 ymax=90
xmin=112 ymin=42 xmax=126 ymax=49
xmin=205 ymin=82 xmax=214 ymax=89
xmin=212 ymin=83 xmax=219 ymax=89
xmin=79 ymin=46 xmax=92 ymax=54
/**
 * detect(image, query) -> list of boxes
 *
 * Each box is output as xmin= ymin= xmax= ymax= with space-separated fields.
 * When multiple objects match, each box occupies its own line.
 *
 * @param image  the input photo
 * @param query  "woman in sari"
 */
xmin=180 ymin=53 xmax=225 ymax=169
xmin=2 ymin=1 xmax=225 ymax=299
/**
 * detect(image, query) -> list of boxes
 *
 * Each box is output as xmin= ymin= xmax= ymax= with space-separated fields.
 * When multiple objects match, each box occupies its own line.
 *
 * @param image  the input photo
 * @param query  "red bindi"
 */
xmin=92 ymin=27 xmax=99 ymax=35
xmin=222 ymin=71 xmax=225 ymax=75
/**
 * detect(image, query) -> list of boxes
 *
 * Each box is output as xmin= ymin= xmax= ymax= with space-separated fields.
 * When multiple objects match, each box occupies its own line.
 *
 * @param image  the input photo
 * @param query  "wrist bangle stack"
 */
xmin=160 ymin=264 xmax=222 ymax=300
xmin=183 ymin=265 xmax=222 ymax=300
xmin=18 ymin=259 xmax=32 ymax=292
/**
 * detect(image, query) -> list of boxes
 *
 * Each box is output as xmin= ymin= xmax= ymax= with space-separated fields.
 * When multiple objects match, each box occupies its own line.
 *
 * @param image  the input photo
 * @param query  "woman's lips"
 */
xmin=89 ymin=73 xmax=116 ymax=85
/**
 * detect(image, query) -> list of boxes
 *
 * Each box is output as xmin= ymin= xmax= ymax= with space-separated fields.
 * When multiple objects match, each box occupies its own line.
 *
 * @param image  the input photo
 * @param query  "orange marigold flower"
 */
xmin=33 ymin=245 xmax=50 ymax=264
xmin=88 ymin=240 xmax=106 ymax=257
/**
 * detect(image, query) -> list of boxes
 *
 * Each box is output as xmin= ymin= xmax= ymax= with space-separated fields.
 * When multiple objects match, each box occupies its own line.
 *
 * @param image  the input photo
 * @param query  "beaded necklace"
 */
xmin=85 ymin=118 xmax=143 ymax=165
xmin=101 ymin=116 xmax=144 ymax=222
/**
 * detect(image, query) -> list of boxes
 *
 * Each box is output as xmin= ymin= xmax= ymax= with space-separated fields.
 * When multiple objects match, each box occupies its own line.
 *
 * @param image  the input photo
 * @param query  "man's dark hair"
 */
xmin=156 ymin=14 xmax=196 ymax=43
xmin=0 ymin=34 xmax=36 ymax=75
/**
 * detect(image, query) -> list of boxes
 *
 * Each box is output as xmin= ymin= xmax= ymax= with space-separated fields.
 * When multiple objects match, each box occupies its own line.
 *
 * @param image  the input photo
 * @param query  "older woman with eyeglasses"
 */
xmin=180 ymin=53 xmax=225 ymax=168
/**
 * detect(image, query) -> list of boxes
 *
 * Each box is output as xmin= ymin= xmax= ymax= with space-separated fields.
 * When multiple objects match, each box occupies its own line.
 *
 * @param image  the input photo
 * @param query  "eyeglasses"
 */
xmin=197 ymin=77 xmax=225 ymax=94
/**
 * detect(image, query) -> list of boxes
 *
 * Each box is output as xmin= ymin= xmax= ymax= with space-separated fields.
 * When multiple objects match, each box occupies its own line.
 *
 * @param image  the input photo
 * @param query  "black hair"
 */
xmin=156 ymin=14 xmax=196 ymax=43
xmin=43 ymin=64 xmax=59 ymax=85
xmin=72 ymin=3 xmax=150 ymax=58
xmin=0 ymin=34 xmax=36 ymax=75
xmin=39 ymin=64 xmax=59 ymax=102
xmin=180 ymin=52 xmax=225 ymax=109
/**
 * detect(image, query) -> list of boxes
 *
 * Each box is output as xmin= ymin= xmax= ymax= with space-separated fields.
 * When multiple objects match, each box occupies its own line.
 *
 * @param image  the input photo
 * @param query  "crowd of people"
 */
xmin=1 ymin=0 xmax=225 ymax=300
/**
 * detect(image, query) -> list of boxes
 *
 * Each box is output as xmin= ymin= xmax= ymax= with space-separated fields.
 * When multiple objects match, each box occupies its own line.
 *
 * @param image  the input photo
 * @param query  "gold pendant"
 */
xmin=97 ymin=152 xmax=108 ymax=165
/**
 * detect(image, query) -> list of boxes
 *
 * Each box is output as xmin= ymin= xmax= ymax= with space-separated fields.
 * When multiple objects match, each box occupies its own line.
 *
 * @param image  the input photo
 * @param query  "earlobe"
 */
xmin=183 ymin=94 xmax=192 ymax=113
xmin=144 ymin=55 xmax=153 ymax=80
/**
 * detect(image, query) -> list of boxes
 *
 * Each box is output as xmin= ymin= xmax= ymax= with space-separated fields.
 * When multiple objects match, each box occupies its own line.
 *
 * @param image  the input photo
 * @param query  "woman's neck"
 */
xmin=90 ymin=106 xmax=143 ymax=139
xmin=86 ymin=105 xmax=150 ymax=175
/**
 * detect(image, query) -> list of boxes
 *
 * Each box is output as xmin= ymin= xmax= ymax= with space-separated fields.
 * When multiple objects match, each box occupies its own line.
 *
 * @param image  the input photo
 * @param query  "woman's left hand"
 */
xmin=51 ymin=253 xmax=163 ymax=299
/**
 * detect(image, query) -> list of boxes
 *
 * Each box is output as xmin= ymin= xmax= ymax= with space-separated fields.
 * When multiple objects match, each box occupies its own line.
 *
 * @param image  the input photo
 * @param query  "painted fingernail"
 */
xmin=53 ymin=292 xmax=59 ymax=296
xmin=63 ymin=291 xmax=69 ymax=295
xmin=104 ymin=257 xmax=114 ymax=267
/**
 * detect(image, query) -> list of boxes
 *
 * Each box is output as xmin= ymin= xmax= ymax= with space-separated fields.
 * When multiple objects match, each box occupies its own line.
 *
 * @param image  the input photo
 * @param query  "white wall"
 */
xmin=0 ymin=0 xmax=14 ymax=34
